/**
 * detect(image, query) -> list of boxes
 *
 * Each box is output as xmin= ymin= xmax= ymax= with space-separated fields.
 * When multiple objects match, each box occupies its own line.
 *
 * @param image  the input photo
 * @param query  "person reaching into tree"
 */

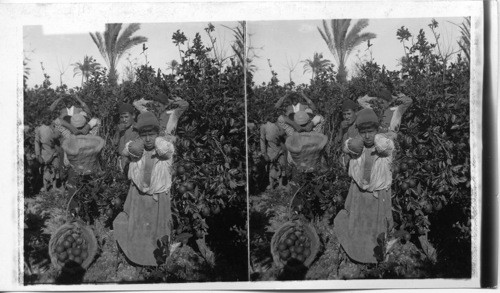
xmin=59 ymin=112 xmax=104 ymax=192
xmin=112 ymin=103 xmax=139 ymax=175
xmin=357 ymin=83 xmax=413 ymax=140
xmin=49 ymin=93 xmax=92 ymax=135
xmin=113 ymin=111 xmax=176 ymax=266
xmin=133 ymin=93 xmax=189 ymax=138
xmin=275 ymin=91 xmax=325 ymax=136
xmin=34 ymin=110 xmax=62 ymax=192
xmin=336 ymin=99 xmax=360 ymax=170
xmin=260 ymin=120 xmax=286 ymax=189
xmin=334 ymin=108 xmax=395 ymax=264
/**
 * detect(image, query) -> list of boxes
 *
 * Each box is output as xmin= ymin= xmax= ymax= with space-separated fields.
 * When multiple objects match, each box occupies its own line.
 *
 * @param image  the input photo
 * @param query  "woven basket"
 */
xmin=270 ymin=220 xmax=320 ymax=267
xmin=48 ymin=220 xmax=98 ymax=270
xmin=285 ymin=132 xmax=328 ymax=172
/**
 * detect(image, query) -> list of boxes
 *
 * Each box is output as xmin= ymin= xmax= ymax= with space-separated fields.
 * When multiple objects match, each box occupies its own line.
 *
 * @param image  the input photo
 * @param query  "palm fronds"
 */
xmin=317 ymin=18 xmax=376 ymax=83
xmin=90 ymin=23 xmax=147 ymax=85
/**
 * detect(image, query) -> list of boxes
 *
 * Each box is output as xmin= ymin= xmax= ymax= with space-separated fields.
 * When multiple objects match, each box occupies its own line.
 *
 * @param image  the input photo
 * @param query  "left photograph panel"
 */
xmin=22 ymin=22 xmax=248 ymax=284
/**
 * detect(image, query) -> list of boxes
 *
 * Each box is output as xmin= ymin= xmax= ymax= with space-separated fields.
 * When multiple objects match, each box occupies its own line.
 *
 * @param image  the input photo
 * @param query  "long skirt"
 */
xmin=113 ymin=184 xmax=172 ymax=266
xmin=334 ymin=181 xmax=393 ymax=264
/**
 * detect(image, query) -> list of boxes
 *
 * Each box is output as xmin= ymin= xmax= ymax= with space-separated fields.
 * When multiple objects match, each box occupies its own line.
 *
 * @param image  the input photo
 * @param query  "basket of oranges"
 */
xmin=48 ymin=219 xmax=98 ymax=270
xmin=270 ymin=219 xmax=320 ymax=267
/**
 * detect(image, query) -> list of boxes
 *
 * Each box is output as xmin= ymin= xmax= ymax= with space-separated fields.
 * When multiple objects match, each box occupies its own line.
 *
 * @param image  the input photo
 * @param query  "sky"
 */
xmin=23 ymin=21 xmax=240 ymax=89
xmin=23 ymin=17 xmax=465 ymax=89
xmin=248 ymin=17 xmax=465 ymax=86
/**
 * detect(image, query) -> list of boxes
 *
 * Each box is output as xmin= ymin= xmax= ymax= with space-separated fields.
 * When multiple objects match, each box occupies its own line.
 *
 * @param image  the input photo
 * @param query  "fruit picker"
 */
xmin=356 ymin=84 xmax=413 ymax=140
xmin=111 ymin=103 xmax=139 ymax=174
xmin=334 ymin=108 xmax=395 ymax=264
xmin=113 ymin=111 xmax=177 ymax=266
xmin=336 ymin=99 xmax=360 ymax=170
xmin=49 ymin=93 xmax=93 ymax=136
xmin=133 ymin=93 xmax=189 ymax=139
xmin=260 ymin=120 xmax=287 ymax=189
xmin=275 ymin=91 xmax=325 ymax=136
xmin=61 ymin=119 xmax=105 ymax=213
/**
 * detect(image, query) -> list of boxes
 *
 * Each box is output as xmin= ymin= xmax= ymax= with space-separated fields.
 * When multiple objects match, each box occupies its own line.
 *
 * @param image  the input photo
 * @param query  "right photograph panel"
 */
xmin=247 ymin=18 xmax=472 ymax=281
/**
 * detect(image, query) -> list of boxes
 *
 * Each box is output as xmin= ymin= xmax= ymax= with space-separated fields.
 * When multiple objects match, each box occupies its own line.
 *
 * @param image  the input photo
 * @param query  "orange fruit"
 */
xmin=186 ymin=182 xmax=195 ymax=191
xmin=433 ymin=201 xmax=443 ymax=211
xmin=66 ymin=235 xmax=75 ymax=243
xmin=401 ymin=182 xmax=409 ymax=191
xmin=408 ymin=179 xmax=417 ymax=188
xmin=72 ymin=248 xmax=81 ymax=256
xmin=178 ymin=185 xmax=187 ymax=194
xmin=201 ymin=206 xmax=210 ymax=217
xmin=285 ymin=238 xmax=294 ymax=247
xmin=423 ymin=202 xmax=433 ymax=214
xmin=56 ymin=245 xmax=64 ymax=253
xmin=62 ymin=240 xmax=71 ymax=249
xmin=291 ymin=252 xmax=298 ymax=259
xmin=295 ymin=246 xmax=304 ymax=254
xmin=296 ymin=254 xmax=305 ymax=262
xmin=113 ymin=197 xmax=122 ymax=207
xmin=280 ymin=250 xmax=290 ymax=260
xmin=278 ymin=243 xmax=287 ymax=251
xmin=74 ymin=256 xmax=82 ymax=264
xmin=211 ymin=205 xmax=221 ymax=215
xmin=75 ymin=237 xmax=83 ymax=245
xmin=177 ymin=166 xmax=185 ymax=175
xmin=57 ymin=251 xmax=68 ymax=261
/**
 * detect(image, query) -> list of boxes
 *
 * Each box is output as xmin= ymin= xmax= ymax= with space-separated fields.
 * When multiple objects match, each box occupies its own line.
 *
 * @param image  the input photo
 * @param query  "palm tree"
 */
xmin=23 ymin=56 xmax=30 ymax=88
xmin=318 ymin=19 xmax=376 ymax=83
xmin=302 ymin=52 xmax=332 ymax=79
xmin=72 ymin=56 xmax=101 ymax=86
xmin=90 ymin=23 xmax=147 ymax=85
xmin=457 ymin=17 xmax=470 ymax=64
xmin=166 ymin=59 xmax=179 ymax=74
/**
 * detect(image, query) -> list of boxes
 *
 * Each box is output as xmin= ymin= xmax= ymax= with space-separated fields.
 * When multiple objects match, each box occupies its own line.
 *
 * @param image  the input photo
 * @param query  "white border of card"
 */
xmin=1 ymin=0 xmax=487 ymax=291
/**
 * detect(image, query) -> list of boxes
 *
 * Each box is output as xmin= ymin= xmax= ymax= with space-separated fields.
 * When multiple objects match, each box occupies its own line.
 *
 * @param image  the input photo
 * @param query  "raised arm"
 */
xmin=49 ymin=96 xmax=64 ymax=112
xmin=161 ymin=96 xmax=190 ymax=136
xmin=300 ymin=92 xmax=316 ymax=111
xmin=133 ymin=98 xmax=151 ymax=113
xmin=274 ymin=92 xmax=289 ymax=109
xmin=395 ymin=93 xmax=413 ymax=116
xmin=74 ymin=95 xmax=91 ymax=116
xmin=357 ymin=94 xmax=375 ymax=109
